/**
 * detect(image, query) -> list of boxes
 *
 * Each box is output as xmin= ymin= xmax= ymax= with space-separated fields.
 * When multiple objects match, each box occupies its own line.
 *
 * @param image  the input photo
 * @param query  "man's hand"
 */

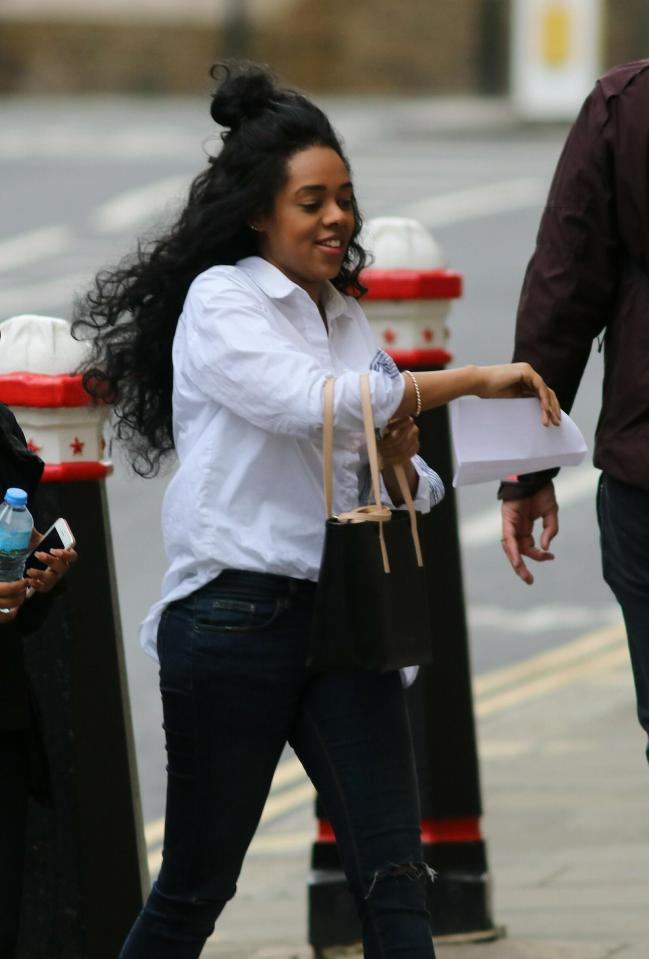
xmin=501 ymin=482 xmax=559 ymax=585
xmin=0 ymin=579 xmax=28 ymax=623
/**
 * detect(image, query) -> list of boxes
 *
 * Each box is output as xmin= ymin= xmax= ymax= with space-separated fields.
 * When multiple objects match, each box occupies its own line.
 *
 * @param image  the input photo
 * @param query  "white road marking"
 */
xmin=0 ymin=176 xmax=189 ymax=280
xmin=0 ymin=225 xmax=74 ymax=273
xmin=399 ymin=176 xmax=546 ymax=229
xmin=460 ymin=461 xmax=600 ymax=548
xmin=90 ymin=175 xmax=191 ymax=234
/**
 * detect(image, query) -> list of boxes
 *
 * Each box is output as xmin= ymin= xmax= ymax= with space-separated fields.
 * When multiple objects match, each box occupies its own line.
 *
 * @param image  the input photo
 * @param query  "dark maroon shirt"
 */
xmin=502 ymin=60 xmax=649 ymax=499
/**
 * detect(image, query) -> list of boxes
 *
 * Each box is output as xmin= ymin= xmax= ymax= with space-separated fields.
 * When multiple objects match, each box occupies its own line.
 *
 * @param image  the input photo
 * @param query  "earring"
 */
xmin=250 ymin=224 xmax=260 ymax=232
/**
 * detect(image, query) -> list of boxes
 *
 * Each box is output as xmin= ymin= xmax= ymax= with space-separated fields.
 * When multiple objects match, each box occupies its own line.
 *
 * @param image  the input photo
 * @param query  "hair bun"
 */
xmin=210 ymin=63 xmax=278 ymax=131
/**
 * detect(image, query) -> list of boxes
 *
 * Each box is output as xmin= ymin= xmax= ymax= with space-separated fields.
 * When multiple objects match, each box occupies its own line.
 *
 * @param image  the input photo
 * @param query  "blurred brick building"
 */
xmin=0 ymin=0 xmax=647 ymax=95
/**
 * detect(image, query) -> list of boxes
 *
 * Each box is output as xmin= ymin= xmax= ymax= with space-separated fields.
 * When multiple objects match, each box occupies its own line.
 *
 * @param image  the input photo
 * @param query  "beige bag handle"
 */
xmin=322 ymin=374 xmax=424 ymax=572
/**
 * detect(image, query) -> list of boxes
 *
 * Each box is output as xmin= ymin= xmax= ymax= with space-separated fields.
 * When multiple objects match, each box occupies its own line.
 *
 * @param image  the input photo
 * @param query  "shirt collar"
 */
xmin=320 ymin=281 xmax=348 ymax=322
xmin=237 ymin=256 xmax=297 ymax=299
xmin=237 ymin=256 xmax=349 ymax=323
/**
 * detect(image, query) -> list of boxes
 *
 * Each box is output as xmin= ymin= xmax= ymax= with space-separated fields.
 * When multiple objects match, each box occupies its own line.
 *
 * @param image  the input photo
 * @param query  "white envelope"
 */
xmin=449 ymin=396 xmax=588 ymax=487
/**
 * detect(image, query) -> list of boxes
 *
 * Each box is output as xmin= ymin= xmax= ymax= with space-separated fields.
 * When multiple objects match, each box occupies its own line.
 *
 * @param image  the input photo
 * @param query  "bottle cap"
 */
xmin=4 ymin=488 xmax=28 ymax=508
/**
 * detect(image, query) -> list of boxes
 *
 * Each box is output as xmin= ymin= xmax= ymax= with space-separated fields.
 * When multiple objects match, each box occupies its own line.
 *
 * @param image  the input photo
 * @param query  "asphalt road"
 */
xmin=0 ymin=96 xmax=614 ymax=838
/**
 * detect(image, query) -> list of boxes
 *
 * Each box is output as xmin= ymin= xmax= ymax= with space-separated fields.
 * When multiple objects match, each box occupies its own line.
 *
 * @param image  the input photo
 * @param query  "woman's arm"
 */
xmin=379 ymin=363 xmax=560 ymax=505
xmin=393 ymin=363 xmax=561 ymax=426
xmin=184 ymin=275 xmax=560 ymax=440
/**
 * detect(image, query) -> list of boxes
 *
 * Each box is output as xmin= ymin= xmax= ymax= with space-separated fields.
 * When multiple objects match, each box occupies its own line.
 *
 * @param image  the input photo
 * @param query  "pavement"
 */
xmin=199 ymin=617 xmax=648 ymax=959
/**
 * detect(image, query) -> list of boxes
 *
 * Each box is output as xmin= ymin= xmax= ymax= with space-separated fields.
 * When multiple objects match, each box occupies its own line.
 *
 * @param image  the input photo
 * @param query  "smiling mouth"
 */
xmin=316 ymin=238 xmax=344 ymax=250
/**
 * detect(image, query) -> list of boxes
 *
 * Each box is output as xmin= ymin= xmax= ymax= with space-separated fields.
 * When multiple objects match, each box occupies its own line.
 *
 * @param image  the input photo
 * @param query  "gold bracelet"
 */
xmin=404 ymin=370 xmax=422 ymax=417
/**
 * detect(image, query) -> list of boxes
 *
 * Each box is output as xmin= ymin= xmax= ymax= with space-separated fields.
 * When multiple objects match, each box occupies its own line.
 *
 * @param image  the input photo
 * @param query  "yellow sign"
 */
xmin=541 ymin=3 xmax=571 ymax=66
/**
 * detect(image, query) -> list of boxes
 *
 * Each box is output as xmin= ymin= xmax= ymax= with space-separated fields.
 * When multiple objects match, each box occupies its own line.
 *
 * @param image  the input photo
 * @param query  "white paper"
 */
xmin=449 ymin=396 xmax=587 ymax=487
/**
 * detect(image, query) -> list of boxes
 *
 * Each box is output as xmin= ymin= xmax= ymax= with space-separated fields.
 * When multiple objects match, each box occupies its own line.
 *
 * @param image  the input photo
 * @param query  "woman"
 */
xmin=0 ymin=403 xmax=77 ymax=958
xmin=73 ymin=64 xmax=560 ymax=959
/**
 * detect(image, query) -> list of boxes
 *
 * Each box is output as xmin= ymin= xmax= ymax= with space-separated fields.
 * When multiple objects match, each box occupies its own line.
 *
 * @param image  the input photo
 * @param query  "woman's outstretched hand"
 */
xmin=475 ymin=363 xmax=561 ymax=427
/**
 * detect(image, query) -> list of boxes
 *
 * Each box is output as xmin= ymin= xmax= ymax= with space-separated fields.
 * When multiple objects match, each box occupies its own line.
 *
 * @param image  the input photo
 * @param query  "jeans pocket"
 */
xmin=193 ymin=595 xmax=285 ymax=633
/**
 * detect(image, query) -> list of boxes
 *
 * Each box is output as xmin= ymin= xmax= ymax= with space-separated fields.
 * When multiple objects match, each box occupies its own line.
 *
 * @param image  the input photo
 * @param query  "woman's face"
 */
xmin=255 ymin=145 xmax=356 ymax=304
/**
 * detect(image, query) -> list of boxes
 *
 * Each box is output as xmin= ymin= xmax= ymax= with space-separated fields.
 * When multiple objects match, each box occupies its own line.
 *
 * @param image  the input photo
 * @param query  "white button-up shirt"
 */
xmin=140 ymin=256 xmax=443 ymax=658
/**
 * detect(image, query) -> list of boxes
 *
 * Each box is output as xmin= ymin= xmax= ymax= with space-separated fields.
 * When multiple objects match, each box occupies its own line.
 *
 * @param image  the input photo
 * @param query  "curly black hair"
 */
xmin=72 ymin=62 xmax=367 ymax=476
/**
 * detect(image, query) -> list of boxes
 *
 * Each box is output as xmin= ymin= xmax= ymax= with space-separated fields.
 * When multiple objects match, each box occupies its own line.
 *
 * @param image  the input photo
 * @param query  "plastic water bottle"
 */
xmin=0 ymin=488 xmax=33 ymax=611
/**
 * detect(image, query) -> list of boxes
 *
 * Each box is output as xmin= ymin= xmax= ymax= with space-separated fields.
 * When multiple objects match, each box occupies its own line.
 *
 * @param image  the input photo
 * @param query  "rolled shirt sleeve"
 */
xmin=505 ymin=78 xmax=618 ymax=495
xmin=360 ymin=350 xmax=445 ymax=513
xmin=406 ymin=455 xmax=445 ymax=511
xmin=365 ymin=455 xmax=444 ymax=513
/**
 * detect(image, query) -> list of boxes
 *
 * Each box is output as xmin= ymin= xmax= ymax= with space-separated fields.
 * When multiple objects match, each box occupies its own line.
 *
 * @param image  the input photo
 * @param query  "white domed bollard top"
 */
xmin=360 ymin=217 xmax=462 ymax=368
xmin=0 ymin=314 xmax=90 ymax=376
xmin=362 ymin=217 xmax=446 ymax=270
xmin=0 ymin=314 xmax=112 ymax=481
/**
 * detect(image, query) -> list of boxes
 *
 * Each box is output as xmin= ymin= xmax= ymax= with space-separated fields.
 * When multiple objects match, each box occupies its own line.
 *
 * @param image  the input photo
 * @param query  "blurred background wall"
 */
xmin=0 ymin=0 xmax=647 ymax=96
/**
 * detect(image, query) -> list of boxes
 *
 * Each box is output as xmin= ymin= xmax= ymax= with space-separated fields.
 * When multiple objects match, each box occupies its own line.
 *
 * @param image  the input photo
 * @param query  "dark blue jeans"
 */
xmin=597 ymin=473 xmax=649 ymax=761
xmin=120 ymin=570 xmax=435 ymax=958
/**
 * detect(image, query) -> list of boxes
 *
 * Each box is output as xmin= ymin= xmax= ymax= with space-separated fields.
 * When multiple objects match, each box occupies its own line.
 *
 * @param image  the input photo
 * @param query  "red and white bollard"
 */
xmin=0 ymin=313 xmax=112 ymax=480
xmin=308 ymin=219 xmax=498 ymax=950
xmin=361 ymin=216 xmax=461 ymax=368
xmin=0 ymin=314 xmax=146 ymax=958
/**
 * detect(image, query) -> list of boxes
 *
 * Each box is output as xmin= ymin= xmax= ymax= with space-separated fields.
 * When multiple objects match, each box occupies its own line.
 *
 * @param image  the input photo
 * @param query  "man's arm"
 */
xmin=501 ymin=80 xmax=618 ymax=578
xmin=514 ymin=82 xmax=617 ymax=407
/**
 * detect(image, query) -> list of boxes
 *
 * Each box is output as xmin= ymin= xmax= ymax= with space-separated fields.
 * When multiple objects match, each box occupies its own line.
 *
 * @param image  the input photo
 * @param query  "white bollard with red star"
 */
xmin=0 ymin=314 xmax=112 ymax=480
xmin=360 ymin=217 xmax=462 ymax=369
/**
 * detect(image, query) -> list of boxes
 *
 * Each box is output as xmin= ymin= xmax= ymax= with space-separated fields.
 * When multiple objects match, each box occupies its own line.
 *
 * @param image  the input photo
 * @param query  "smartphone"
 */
xmin=25 ymin=518 xmax=76 ymax=572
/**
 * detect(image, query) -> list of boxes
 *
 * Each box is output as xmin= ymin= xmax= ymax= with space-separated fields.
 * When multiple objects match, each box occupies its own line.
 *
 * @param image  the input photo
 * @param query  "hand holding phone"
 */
xmin=25 ymin=518 xmax=77 ymax=595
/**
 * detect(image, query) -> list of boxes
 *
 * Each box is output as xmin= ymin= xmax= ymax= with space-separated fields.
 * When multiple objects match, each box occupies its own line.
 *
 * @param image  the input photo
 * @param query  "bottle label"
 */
xmin=0 ymin=529 xmax=31 ymax=554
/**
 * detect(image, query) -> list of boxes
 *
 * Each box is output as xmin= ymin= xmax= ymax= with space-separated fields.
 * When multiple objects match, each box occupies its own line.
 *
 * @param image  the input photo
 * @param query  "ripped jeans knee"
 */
xmin=364 ymin=860 xmax=436 ymax=902
xmin=357 ymin=860 xmax=436 ymax=955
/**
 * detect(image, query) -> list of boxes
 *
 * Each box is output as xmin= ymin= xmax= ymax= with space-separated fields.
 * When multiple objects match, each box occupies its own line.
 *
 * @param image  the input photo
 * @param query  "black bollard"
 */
xmin=308 ymin=221 xmax=498 ymax=951
xmin=0 ymin=315 xmax=147 ymax=959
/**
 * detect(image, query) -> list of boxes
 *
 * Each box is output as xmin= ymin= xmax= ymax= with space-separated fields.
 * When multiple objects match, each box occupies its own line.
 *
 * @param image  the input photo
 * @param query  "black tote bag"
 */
xmin=308 ymin=374 xmax=433 ymax=672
